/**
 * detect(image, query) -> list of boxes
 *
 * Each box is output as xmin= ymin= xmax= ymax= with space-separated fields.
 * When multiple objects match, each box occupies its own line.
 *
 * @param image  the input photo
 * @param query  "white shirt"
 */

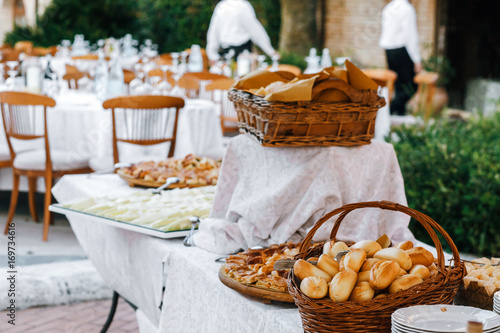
xmin=206 ymin=0 xmax=275 ymax=61
xmin=379 ymin=0 xmax=421 ymax=64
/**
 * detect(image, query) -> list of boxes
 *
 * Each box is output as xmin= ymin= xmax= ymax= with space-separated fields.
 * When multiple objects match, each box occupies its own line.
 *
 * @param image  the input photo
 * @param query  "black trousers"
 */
xmin=385 ymin=47 xmax=417 ymax=115
xmin=219 ymin=40 xmax=252 ymax=60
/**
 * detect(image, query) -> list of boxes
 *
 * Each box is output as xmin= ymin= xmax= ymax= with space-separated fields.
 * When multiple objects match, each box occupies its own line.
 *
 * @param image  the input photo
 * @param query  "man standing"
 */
xmin=206 ymin=0 xmax=277 ymax=63
xmin=379 ymin=0 xmax=422 ymax=115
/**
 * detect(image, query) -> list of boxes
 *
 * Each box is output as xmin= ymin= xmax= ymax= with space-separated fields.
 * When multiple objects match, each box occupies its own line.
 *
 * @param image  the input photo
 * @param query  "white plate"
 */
xmin=392 ymin=305 xmax=500 ymax=332
xmin=392 ymin=319 xmax=500 ymax=333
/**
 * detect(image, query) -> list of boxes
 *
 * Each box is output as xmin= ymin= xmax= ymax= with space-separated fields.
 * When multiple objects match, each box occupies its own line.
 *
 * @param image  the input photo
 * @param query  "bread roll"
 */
xmin=388 ymin=274 xmax=423 ymax=293
xmin=294 ymin=259 xmax=333 ymax=282
xmin=357 ymin=270 xmax=371 ymax=283
xmin=373 ymin=293 xmax=388 ymax=300
xmin=343 ymin=248 xmax=367 ymax=273
xmin=351 ymin=240 xmax=382 ymax=257
xmin=406 ymin=247 xmax=434 ymax=267
xmin=323 ymin=241 xmax=349 ymax=259
xmin=427 ymin=263 xmax=438 ymax=278
xmin=317 ymin=254 xmax=339 ymax=277
xmin=300 ymin=276 xmax=328 ymax=299
xmin=397 ymin=268 xmax=408 ymax=276
xmin=329 ymin=269 xmax=357 ymax=302
xmin=395 ymin=240 xmax=414 ymax=251
xmin=360 ymin=258 xmax=380 ymax=272
xmin=374 ymin=248 xmax=412 ymax=270
xmin=348 ymin=281 xmax=375 ymax=301
xmin=376 ymin=234 xmax=391 ymax=249
xmin=369 ymin=260 xmax=400 ymax=290
xmin=409 ymin=264 xmax=430 ymax=280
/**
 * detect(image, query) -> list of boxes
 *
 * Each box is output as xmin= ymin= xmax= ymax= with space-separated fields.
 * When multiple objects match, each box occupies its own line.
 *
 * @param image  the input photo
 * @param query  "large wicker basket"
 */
xmin=287 ymin=201 xmax=465 ymax=333
xmin=227 ymin=89 xmax=386 ymax=147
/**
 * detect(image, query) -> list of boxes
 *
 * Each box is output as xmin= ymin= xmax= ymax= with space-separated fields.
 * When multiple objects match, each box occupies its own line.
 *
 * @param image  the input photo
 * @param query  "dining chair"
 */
xmin=71 ymin=54 xmax=99 ymax=61
xmin=414 ymin=71 xmax=440 ymax=120
xmin=101 ymin=95 xmax=185 ymax=166
xmin=0 ymin=91 xmax=91 ymax=241
xmin=63 ymin=64 xmax=86 ymax=89
xmin=182 ymin=72 xmax=227 ymax=99
xmin=178 ymin=77 xmax=200 ymax=99
xmin=14 ymin=41 xmax=33 ymax=56
xmin=205 ymin=78 xmax=238 ymax=135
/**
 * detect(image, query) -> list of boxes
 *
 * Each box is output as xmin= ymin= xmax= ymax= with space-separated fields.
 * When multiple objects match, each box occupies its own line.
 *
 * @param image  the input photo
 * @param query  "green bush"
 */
xmin=389 ymin=114 xmax=500 ymax=257
xmin=4 ymin=0 xmax=281 ymax=55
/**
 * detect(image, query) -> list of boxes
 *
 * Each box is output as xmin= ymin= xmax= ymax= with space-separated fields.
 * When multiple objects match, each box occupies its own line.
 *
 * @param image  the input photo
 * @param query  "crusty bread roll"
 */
xmin=343 ymin=248 xmax=367 ymax=273
xmin=351 ymin=240 xmax=382 ymax=258
xmin=357 ymin=270 xmax=371 ymax=283
xmin=300 ymin=276 xmax=328 ymax=299
xmin=406 ymin=247 xmax=434 ymax=267
xmin=376 ymin=234 xmax=391 ymax=249
xmin=373 ymin=293 xmax=388 ymax=300
xmin=395 ymin=240 xmax=414 ymax=251
xmin=294 ymin=259 xmax=333 ymax=282
xmin=329 ymin=269 xmax=357 ymax=302
xmin=409 ymin=264 xmax=430 ymax=280
xmin=397 ymin=267 xmax=408 ymax=276
xmin=369 ymin=260 xmax=400 ymax=290
xmin=374 ymin=248 xmax=412 ymax=270
xmin=348 ymin=281 xmax=375 ymax=301
xmin=427 ymin=263 xmax=438 ymax=278
xmin=317 ymin=254 xmax=339 ymax=277
xmin=388 ymin=274 xmax=423 ymax=294
xmin=323 ymin=241 xmax=349 ymax=259
xmin=360 ymin=258 xmax=380 ymax=272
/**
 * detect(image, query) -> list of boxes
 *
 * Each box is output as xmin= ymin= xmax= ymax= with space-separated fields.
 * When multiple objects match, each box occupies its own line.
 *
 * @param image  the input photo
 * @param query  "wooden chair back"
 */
xmin=362 ymin=68 xmax=398 ymax=101
xmin=205 ymin=78 xmax=238 ymax=135
xmin=63 ymin=71 xmax=85 ymax=89
xmin=71 ymin=54 xmax=99 ymax=61
xmin=178 ymin=76 xmax=200 ymax=99
xmin=148 ymin=68 xmax=163 ymax=77
xmin=102 ymin=95 xmax=185 ymax=163
xmin=0 ymin=48 xmax=20 ymax=63
xmin=123 ymin=69 xmax=136 ymax=84
xmin=183 ymin=71 xmax=227 ymax=82
xmin=14 ymin=41 xmax=33 ymax=55
xmin=0 ymin=91 xmax=55 ymax=163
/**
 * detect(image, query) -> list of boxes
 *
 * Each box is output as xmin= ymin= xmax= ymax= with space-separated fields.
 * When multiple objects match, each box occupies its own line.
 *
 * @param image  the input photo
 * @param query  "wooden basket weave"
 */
xmin=227 ymin=89 xmax=386 ymax=147
xmin=287 ymin=201 xmax=465 ymax=333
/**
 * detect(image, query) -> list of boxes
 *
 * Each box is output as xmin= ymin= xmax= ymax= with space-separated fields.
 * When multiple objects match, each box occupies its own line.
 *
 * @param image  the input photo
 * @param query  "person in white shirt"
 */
xmin=206 ymin=0 xmax=277 ymax=63
xmin=379 ymin=0 xmax=422 ymax=115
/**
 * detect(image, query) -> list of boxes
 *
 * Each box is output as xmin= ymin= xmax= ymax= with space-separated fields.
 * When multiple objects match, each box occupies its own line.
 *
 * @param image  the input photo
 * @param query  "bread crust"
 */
xmin=369 ymin=260 xmax=400 ymax=290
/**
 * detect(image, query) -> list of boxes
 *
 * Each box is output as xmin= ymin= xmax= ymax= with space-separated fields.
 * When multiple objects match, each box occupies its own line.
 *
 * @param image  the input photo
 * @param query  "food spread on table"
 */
xmin=223 ymin=242 xmax=300 ymax=292
xmin=293 ymin=239 xmax=436 ymax=301
xmin=60 ymin=186 xmax=215 ymax=231
xmin=463 ymin=257 xmax=500 ymax=294
xmin=117 ymin=154 xmax=222 ymax=188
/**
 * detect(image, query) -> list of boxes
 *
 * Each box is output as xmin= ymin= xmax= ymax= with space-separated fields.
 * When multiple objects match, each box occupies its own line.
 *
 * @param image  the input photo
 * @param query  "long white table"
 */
xmin=0 ymin=89 xmax=225 ymax=192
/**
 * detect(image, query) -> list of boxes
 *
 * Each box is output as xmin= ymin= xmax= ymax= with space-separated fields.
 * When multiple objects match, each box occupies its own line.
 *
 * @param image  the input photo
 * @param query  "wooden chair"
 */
xmin=205 ymin=78 xmax=238 ymax=135
xmin=414 ymin=71 xmax=440 ymax=121
xmin=178 ymin=77 xmax=200 ymax=99
xmin=63 ymin=64 xmax=85 ymax=89
xmin=14 ymin=41 xmax=33 ymax=56
xmin=362 ymin=68 xmax=398 ymax=102
xmin=71 ymin=54 xmax=99 ymax=61
xmin=0 ymin=91 xmax=91 ymax=241
xmin=102 ymin=95 xmax=185 ymax=165
xmin=182 ymin=72 xmax=228 ymax=99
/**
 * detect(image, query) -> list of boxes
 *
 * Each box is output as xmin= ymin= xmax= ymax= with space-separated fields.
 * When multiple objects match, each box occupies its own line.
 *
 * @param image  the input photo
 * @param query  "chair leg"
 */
xmin=4 ymin=174 xmax=20 ymax=235
xmin=43 ymin=176 xmax=53 ymax=241
xmin=100 ymin=291 xmax=120 ymax=333
xmin=28 ymin=177 xmax=39 ymax=222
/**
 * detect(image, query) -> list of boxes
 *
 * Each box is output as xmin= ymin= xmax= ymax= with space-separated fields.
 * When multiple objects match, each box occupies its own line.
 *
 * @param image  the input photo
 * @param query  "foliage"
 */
xmin=389 ymin=114 xmax=500 ymax=256
xmin=277 ymin=51 xmax=307 ymax=71
xmin=422 ymin=55 xmax=455 ymax=87
xmin=4 ymin=0 xmax=281 ymax=55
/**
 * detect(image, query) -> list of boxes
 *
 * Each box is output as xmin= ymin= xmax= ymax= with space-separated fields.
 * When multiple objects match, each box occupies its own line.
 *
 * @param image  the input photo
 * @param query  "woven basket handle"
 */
xmin=298 ymin=201 xmax=461 ymax=272
xmin=311 ymin=78 xmax=379 ymax=105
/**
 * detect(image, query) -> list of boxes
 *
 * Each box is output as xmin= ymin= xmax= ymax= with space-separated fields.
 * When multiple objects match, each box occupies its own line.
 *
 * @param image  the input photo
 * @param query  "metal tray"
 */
xmin=49 ymin=204 xmax=191 ymax=239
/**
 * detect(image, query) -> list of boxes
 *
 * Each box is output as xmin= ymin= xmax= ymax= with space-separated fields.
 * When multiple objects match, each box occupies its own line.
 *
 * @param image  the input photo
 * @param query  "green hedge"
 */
xmin=4 ymin=0 xmax=281 ymax=54
xmin=389 ymin=114 xmax=500 ymax=257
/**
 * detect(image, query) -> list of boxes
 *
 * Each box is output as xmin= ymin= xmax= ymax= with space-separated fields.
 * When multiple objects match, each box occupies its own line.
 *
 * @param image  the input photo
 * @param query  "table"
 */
xmin=52 ymin=174 xmax=304 ymax=333
xmin=0 ymin=89 xmax=225 ymax=191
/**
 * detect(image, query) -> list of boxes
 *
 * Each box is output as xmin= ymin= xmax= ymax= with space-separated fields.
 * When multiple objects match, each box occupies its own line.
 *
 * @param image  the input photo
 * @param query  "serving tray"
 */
xmin=49 ymin=204 xmax=191 ymax=239
xmin=218 ymin=266 xmax=295 ymax=303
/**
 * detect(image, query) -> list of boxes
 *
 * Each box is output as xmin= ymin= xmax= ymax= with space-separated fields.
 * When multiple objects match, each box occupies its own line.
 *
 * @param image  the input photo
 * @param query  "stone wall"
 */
xmin=324 ymin=0 xmax=436 ymax=68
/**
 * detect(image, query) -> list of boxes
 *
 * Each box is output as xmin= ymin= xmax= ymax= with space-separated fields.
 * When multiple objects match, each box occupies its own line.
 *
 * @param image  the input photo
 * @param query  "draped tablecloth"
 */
xmin=0 ymin=90 xmax=225 ymax=191
xmin=51 ymin=174 xmax=304 ymax=333
xmin=194 ymin=135 xmax=415 ymax=254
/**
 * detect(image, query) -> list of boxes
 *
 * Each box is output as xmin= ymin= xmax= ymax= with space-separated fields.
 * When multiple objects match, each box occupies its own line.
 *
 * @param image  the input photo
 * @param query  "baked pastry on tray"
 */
xmin=119 ymin=154 xmax=222 ymax=187
xmin=223 ymin=242 xmax=300 ymax=292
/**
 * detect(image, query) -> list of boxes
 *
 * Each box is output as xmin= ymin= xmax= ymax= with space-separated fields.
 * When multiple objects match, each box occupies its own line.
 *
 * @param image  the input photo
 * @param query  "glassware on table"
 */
xmin=0 ymin=63 xmax=5 ymax=86
xmin=257 ymin=55 xmax=267 ymax=70
xmin=269 ymin=54 xmax=280 ymax=72
xmin=5 ymin=61 xmax=19 ymax=90
xmin=157 ymin=64 xmax=172 ymax=94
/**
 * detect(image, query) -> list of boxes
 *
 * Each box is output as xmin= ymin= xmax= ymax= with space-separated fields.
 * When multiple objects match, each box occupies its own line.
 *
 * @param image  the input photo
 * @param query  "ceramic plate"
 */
xmin=392 ymin=305 xmax=500 ymax=332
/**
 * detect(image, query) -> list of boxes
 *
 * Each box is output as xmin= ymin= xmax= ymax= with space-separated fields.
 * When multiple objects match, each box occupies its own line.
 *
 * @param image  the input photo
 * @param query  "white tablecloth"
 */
xmin=51 ymin=174 xmax=304 ymax=333
xmin=194 ymin=135 xmax=415 ymax=254
xmin=0 ymin=90 xmax=225 ymax=191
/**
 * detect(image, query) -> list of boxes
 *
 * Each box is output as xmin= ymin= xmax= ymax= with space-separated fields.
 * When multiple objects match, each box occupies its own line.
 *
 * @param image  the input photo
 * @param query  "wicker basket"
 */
xmin=227 ymin=89 xmax=386 ymax=147
xmin=454 ymin=280 xmax=498 ymax=310
xmin=287 ymin=201 xmax=465 ymax=333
